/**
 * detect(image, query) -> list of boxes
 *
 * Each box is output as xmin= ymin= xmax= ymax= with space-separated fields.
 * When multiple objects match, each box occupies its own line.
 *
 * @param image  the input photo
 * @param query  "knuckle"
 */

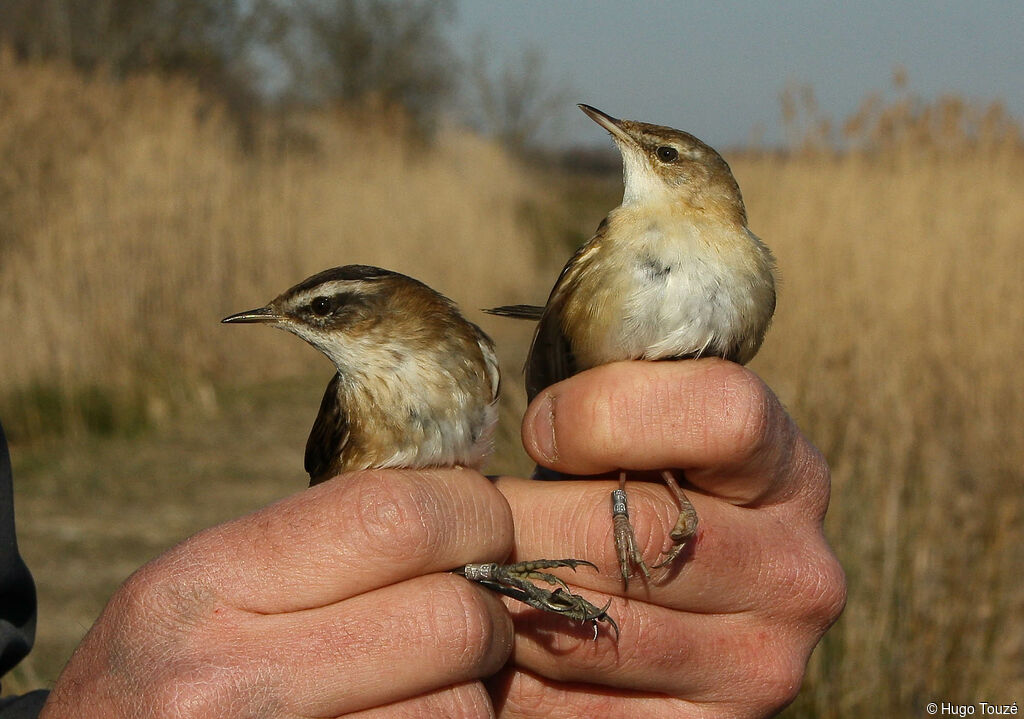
xmin=111 ymin=562 xmax=269 ymax=717
xmin=422 ymin=576 xmax=510 ymax=677
xmin=765 ymin=532 xmax=847 ymax=629
xmin=700 ymin=361 xmax=777 ymax=462
xmin=794 ymin=441 xmax=833 ymax=516
xmin=802 ymin=545 xmax=848 ymax=628
xmin=502 ymin=673 xmax=557 ymax=715
xmin=742 ymin=648 xmax=806 ymax=714
xmin=115 ymin=554 xmax=213 ymax=633
xmin=347 ymin=471 xmax=443 ymax=562
xmin=142 ymin=660 xmax=273 ymax=719
xmin=114 ymin=565 xmax=167 ymax=625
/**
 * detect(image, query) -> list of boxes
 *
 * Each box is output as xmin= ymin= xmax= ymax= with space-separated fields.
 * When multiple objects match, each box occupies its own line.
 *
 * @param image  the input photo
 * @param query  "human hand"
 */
xmin=490 ymin=359 xmax=846 ymax=718
xmin=40 ymin=468 xmax=515 ymax=718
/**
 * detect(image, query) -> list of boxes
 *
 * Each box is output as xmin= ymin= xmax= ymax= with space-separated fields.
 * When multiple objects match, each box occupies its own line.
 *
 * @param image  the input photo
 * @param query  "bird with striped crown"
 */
xmin=224 ymin=265 xmax=617 ymax=636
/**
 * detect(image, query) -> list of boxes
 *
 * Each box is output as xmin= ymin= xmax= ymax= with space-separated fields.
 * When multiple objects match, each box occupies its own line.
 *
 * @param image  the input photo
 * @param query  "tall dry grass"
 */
xmin=735 ymin=97 xmax=1024 ymax=713
xmin=0 ymin=49 xmax=544 ymax=440
xmin=2 ymin=55 xmax=1022 ymax=715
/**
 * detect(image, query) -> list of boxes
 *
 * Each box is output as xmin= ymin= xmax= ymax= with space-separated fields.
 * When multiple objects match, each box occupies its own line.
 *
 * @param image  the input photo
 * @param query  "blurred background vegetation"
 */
xmin=1 ymin=1 xmax=1022 ymax=716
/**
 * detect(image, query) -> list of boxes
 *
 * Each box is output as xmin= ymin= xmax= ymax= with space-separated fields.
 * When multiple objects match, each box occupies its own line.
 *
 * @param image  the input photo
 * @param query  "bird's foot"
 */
xmin=455 ymin=559 xmax=618 ymax=640
xmin=612 ymin=487 xmax=651 ymax=588
xmin=651 ymin=470 xmax=699 ymax=570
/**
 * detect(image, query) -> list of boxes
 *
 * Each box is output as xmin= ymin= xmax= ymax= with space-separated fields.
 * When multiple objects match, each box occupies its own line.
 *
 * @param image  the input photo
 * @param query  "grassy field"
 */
xmin=2 ymin=57 xmax=1022 ymax=715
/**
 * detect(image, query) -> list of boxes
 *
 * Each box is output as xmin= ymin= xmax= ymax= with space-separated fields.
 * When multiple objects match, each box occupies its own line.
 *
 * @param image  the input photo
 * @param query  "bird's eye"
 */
xmin=310 ymin=296 xmax=332 ymax=316
xmin=656 ymin=146 xmax=679 ymax=163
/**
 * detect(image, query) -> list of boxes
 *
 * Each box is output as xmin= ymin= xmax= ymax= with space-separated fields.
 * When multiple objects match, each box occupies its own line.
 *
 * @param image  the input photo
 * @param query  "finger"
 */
xmin=160 ymin=468 xmax=513 ymax=614
xmin=495 ymin=477 xmax=843 ymax=617
xmin=345 ymin=681 xmax=494 ymax=719
xmin=253 ymin=573 xmax=512 ymax=716
xmin=499 ymin=597 xmax=812 ymax=712
xmin=522 ymin=359 xmax=830 ymax=510
xmin=488 ymin=668 xmax=701 ymax=719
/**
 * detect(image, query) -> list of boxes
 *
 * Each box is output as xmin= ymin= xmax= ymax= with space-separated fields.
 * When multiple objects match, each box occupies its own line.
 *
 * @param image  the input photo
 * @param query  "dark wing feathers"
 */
xmin=490 ymin=218 xmax=609 ymax=401
xmin=523 ymin=234 xmax=605 ymax=400
xmin=525 ymin=305 xmax=575 ymax=401
xmin=305 ymin=373 xmax=350 ymax=485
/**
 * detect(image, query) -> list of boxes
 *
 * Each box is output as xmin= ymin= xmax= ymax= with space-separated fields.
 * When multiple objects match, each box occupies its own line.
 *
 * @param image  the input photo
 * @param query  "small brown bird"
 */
xmin=223 ymin=265 xmax=616 ymax=635
xmin=489 ymin=105 xmax=777 ymax=586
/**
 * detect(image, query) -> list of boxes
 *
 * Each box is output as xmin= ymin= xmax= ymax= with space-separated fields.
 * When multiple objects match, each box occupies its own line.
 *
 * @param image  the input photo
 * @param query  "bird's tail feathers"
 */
xmin=484 ymin=304 xmax=544 ymax=321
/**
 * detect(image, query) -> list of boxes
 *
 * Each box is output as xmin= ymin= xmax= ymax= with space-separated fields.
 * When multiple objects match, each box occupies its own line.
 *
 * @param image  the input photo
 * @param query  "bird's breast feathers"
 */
xmin=337 ymin=334 xmax=498 ymax=472
xmin=564 ymin=215 xmax=774 ymax=366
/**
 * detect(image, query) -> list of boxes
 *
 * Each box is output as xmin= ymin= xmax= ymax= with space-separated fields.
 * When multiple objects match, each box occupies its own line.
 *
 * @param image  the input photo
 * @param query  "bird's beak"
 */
xmin=221 ymin=306 xmax=283 ymax=324
xmin=578 ymin=104 xmax=636 ymax=147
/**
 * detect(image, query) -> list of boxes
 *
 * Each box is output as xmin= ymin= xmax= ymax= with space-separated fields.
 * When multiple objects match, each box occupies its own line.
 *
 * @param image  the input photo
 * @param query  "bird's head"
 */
xmin=578 ymin=104 xmax=746 ymax=224
xmin=221 ymin=265 xmax=460 ymax=371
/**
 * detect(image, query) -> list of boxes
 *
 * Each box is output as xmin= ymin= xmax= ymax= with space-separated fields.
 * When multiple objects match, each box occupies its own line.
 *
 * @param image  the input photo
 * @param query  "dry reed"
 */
xmin=735 ymin=118 xmax=1024 ymax=713
xmin=0 ymin=49 xmax=544 ymax=439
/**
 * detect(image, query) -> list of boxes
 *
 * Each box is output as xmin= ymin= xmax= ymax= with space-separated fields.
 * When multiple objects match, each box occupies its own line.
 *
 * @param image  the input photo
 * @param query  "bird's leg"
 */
xmin=454 ymin=559 xmax=618 ymax=639
xmin=612 ymin=471 xmax=651 ymax=588
xmin=459 ymin=558 xmax=596 ymax=596
xmin=651 ymin=469 xmax=699 ymax=569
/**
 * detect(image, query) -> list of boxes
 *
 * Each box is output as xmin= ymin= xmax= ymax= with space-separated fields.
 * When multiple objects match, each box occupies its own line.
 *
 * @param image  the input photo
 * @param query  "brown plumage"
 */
xmin=223 ymin=264 xmax=618 ymax=637
xmin=223 ymin=265 xmax=500 ymax=485
xmin=489 ymin=105 xmax=777 ymax=585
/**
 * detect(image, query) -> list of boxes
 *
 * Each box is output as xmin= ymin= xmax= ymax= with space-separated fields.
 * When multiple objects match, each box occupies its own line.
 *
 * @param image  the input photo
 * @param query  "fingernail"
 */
xmin=529 ymin=391 xmax=559 ymax=463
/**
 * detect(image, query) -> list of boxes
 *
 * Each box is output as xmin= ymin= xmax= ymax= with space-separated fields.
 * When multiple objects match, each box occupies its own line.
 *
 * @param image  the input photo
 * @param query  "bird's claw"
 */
xmin=455 ymin=559 xmax=617 ymax=640
xmin=651 ymin=472 xmax=699 ymax=569
xmin=650 ymin=505 xmax=698 ymax=568
xmin=538 ymin=589 xmax=619 ymax=641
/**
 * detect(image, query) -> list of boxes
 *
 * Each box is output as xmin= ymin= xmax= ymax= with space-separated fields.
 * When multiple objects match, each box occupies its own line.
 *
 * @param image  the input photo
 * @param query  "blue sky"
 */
xmin=450 ymin=1 xmax=1024 ymax=148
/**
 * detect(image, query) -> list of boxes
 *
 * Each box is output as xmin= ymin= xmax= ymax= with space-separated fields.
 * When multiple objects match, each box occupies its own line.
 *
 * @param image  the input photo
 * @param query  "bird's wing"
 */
xmin=305 ymin=372 xmax=350 ymax=485
xmin=524 ymin=233 xmax=605 ymax=400
xmin=525 ymin=304 xmax=574 ymax=401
